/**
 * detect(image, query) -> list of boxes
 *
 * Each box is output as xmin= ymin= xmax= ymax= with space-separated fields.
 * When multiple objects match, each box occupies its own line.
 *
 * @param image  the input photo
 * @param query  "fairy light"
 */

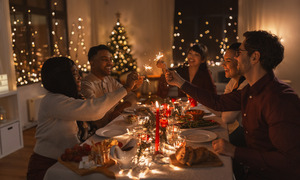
xmin=173 ymin=4 xmax=237 ymax=66
xmin=68 ymin=17 xmax=88 ymax=72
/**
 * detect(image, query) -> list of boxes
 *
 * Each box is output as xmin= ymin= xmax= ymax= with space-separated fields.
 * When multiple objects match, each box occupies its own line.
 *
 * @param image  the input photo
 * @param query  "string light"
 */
xmin=173 ymin=5 xmax=238 ymax=66
xmin=69 ymin=17 xmax=89 ymax=72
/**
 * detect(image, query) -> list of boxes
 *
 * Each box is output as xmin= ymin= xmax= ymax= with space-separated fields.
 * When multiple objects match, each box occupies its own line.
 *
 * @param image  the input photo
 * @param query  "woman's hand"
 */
xmin=212 ymin=139 xmax=236 ymax=158
xmin=165 ymin=70 xmax=186 ymax=88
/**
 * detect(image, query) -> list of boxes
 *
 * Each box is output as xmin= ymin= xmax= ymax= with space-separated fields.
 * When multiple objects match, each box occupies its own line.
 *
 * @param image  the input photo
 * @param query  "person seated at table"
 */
xmin=27 ymin=57 xmax=140 ymax=180
xmin=156 ymin=43 xmax=216 ymax=98
xmin=80 ymin=44 xmax=143 ymax=132
xmin=165 ymin=30 xmax=300 ymax=179
xmin=221 ymin=42 xmax=247 ymax=147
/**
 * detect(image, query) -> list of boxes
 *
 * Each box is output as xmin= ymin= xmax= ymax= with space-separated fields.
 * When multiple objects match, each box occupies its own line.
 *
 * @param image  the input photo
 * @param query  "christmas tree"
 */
xmin=107 ymin=13 xmax=137 ymax=79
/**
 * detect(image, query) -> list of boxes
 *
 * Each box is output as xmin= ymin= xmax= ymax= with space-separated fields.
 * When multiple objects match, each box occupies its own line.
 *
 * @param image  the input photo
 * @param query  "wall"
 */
xmin=238 ymin=0 xmax=300 ymax=94
xmin=67 ymin=0 xmax=174 ymax=76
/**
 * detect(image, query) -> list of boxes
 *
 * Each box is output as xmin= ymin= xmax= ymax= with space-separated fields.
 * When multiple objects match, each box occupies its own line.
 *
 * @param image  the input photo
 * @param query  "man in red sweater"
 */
xmin=165 ymin=30 xmax=300 ymax=180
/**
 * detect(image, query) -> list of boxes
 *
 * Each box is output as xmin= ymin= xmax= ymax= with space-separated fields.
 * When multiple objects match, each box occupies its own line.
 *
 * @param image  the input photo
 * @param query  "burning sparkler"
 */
xmin=139 ymin=52 xmax=164 ymax=84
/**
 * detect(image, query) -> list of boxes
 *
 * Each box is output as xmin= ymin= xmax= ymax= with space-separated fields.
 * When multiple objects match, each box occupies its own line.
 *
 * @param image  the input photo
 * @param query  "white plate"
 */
xmin=95 ymin=128 xmax=127 ymax=137
xmin=123 ymin=107 xmax=135 ymax=113
xmin=181 ymin=130 xmax=217 ymax=143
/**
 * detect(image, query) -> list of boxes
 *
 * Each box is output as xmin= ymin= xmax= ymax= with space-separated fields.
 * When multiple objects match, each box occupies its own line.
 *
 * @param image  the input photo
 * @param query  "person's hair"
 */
xmin=41 ymin=57 xmax=78 ymax=98
xmin=228 ymin=42 xmax=241 ymax=51
xmin=243 ymin=30 xmax=284 ymax=71
xmin=88 ymin=44 xmax=112 ymax=61
xmin=187 ymin=43 xmax=208 ymax=61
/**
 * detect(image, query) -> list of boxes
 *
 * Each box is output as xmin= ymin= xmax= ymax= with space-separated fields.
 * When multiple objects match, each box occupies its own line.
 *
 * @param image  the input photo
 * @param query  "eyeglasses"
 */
xmin=236 ymin=49 xmax=247 ymax=57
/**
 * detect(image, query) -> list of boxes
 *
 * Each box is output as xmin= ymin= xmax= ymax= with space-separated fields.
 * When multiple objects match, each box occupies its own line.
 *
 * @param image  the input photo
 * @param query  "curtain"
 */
xmin=89 ymin=0 xmax=174 ymax=75
xmin=238 ymin=0 xmax=300 ymax=94
xmin=0 ymin=0 xmax=16 ymax=91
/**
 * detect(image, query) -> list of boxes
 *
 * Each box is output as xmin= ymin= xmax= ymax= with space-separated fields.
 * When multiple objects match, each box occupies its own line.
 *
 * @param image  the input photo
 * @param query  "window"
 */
xmin=9 ymin=0 xmax=68 ymax=86
xmin=173 ymin=0 xmax=238 ymax=66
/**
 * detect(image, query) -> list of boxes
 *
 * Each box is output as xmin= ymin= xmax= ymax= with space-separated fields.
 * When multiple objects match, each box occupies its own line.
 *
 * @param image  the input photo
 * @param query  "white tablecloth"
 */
xmin=44 ymin=105 xmax=233 ymax=180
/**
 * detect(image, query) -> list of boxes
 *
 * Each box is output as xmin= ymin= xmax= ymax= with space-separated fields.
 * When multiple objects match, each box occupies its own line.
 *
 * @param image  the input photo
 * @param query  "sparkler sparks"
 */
xmin=154 ymin=52 xmax=164 ymax=62
xmin=143 ymin=64 xmax=153 ymax=72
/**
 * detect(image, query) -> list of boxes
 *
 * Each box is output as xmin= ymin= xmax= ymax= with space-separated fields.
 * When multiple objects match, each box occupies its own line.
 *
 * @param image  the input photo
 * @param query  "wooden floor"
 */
xmin=0 ymin=127 xmax=36 ymax=180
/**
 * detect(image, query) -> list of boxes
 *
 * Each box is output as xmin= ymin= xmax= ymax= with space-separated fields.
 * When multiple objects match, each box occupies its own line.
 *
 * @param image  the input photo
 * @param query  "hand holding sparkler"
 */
xmin=132 ymin=74 xmax=144 ymax=91
xmin=165 ymin=69 xmax=185 ymax=88
xmin=155 ymin=52 xmax=168 ymax=74
xmin=124 ymin=71 xmax=141 ymax=92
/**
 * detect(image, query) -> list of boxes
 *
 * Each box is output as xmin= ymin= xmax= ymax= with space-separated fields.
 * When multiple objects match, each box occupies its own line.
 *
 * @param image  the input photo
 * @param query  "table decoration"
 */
xmin=110 ymin=138 xmax=138 ymax=170
xmin=0 ymin=106 xmax=7 ymax=123
xmin=155 ymin=101 xmax=160 ymax=153
xmin=160 ymin=118 xmax=168 ymax=128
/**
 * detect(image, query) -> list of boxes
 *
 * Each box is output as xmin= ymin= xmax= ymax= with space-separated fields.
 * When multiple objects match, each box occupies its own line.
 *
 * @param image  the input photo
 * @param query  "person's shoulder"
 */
xmin=227 ymin=78 xmax=236 ymax=86
xmin=82 ymin=73 xmax=100 ymax=87
xmin=82 ymin=73 xmax=98 ymax=82
xmin=42 ymin=92 xmax=72 ymax=105
xmin=106 ymin=75 xmax=119 ymax=82
xmin=175 ymin=65 xmax=187 ymax=74
xmin=238 ymin=79 xmax=248 ymax=90
xmin=263 ymin=78 xmax=299 ymax=104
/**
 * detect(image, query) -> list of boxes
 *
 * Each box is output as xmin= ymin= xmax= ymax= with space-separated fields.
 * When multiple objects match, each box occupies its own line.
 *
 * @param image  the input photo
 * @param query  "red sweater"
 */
xmin=181 ymin=72 xmax=300 ymax=180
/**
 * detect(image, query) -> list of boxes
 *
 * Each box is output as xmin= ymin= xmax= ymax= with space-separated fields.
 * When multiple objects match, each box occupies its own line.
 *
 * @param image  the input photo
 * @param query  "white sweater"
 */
xmin=34 ymin=87 xmax=127 ymax=159
xmin=222 ymin=78 xmax=248 ymax=134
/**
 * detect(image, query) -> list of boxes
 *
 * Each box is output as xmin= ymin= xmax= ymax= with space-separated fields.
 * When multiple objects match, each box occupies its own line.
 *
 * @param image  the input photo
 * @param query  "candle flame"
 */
xmin=155 ymin=101 xmax=159 ymax=108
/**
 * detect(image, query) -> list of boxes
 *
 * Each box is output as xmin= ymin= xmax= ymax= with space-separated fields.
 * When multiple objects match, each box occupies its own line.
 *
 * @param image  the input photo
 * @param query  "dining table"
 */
xmin=44 ymin=103 xmax=233 ymax=180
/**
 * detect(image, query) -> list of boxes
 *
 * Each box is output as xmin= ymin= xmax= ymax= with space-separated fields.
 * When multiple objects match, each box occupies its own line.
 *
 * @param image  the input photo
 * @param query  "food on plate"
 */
xmin=176 ymin=114 xmax=193 ymax=122
xmin=60 ymin=139 xmax=118 ymax=166
xmin=60 ymin=143 xmax=91 ymax=162
xmin=175 ymin=143 xmax=222 ymax=166
xmin=177 ymin=119 xmax=219 ymax=129
xmin=90 ymin=139 xmax=117 ymax=166
xmin=185 ymin=109 xmax=205 ymax=120
xmin=125 ymin=114 xmax=138 ymax=124
xmin=135 ymin=107 xmax=155 ymax=117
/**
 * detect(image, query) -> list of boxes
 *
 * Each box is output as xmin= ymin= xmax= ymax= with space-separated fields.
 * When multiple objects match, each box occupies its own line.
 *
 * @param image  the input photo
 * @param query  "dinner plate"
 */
xmin=123 ymin=107 xmax=135 ymax=113
xmin=95 ymin=128 xmax=127 ymax=137
xmin=181 ymin=129 xmax=217 ymax=143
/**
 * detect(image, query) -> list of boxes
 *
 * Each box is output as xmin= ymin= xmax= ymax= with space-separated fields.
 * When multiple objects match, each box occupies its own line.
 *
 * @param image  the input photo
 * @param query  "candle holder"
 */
xmin=0 ymin=106 xmax=7 ymax=123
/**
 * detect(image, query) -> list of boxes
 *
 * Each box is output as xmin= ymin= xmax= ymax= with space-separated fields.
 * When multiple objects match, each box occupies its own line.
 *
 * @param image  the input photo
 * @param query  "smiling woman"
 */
xmin=157 ymin=43 xmax=216 ymax=98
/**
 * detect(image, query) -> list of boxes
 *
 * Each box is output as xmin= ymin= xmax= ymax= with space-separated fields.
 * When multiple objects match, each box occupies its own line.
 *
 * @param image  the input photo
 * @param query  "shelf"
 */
xmin=0 ymin=119 xmax=19 ymax=128
xmin=0 ymin=91 xmax=17 ymax=98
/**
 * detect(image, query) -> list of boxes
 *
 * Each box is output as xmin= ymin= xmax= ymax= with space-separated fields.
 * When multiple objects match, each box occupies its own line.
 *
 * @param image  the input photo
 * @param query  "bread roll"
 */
xmin=175 ymin=144 xmax=216 ymax=166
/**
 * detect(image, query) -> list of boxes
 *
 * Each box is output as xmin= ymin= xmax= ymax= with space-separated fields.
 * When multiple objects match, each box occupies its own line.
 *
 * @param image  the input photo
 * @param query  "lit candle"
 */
xmin=166 ymin=104 xmax=171 ymax=117
xmin=155 ymin=101 xmax=160 ymax=153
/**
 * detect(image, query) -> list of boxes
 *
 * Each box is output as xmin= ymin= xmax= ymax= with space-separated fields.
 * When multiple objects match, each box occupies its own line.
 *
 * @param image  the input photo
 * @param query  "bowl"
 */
xmin=185 ymin=110 xmax=205 ymax=120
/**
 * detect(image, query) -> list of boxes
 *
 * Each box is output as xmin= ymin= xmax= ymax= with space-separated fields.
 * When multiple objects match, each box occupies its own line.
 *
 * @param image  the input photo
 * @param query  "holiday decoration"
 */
xmin=10 ymin=1 xmax=68 ymax=86
xmin=68 ymin=17 xmax=90 ymax=73
xmin=172 ymin=6 xmax=238 ymax=67
xmin=11 ymin=7 xmax=41 ymax=86
xmin=107 ymin=13 xmax=137 ymax=79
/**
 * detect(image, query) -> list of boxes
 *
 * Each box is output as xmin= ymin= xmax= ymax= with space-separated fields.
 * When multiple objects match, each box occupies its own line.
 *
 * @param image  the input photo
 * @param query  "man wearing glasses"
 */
xmin=165 ymin=31 xmax=300 ymax=179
